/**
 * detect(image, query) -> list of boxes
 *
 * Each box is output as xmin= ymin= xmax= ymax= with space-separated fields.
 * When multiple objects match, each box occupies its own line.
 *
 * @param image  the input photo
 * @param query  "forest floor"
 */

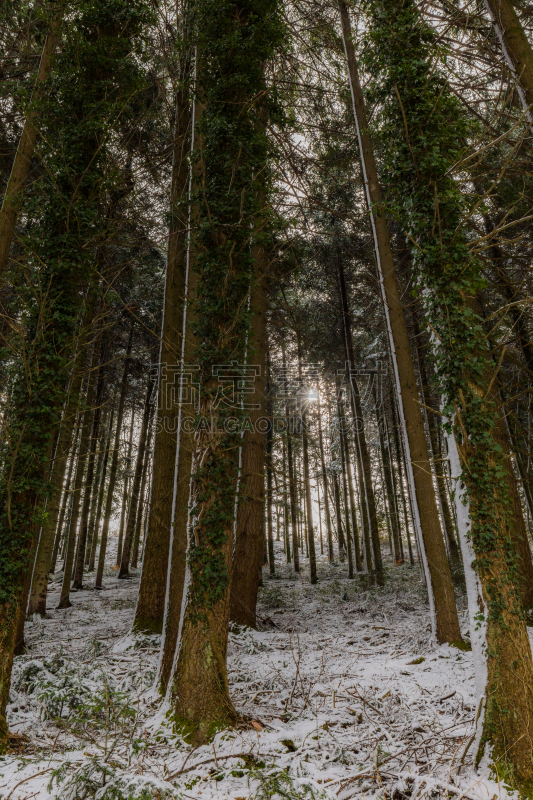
xmin=1 ymin=544 xmax=512 ymax=800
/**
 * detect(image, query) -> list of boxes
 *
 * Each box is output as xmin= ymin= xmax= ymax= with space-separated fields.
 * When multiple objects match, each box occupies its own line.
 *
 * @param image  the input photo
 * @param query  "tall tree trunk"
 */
xmin=411 ymin=307 xmax=462 ymax=571
xmin=131 ymin=414 xmax=153 ymax=570
xmin=283 ymin=358 xmax=300 ymax=572
xmin=134 ymin=59 xmax=192 ymax=634
xmin=72 ymin=347 xmax=106 ymax=589
xmin=229 ymin=275 xmax=268 ymax=626
xmin=88 ymin=403 xmax=115 ymax=572
xmin=168 ymin=0 xmax=281 ymax=740
xmin=28 ymin=286 xmax=98 ymax=613
xmin=332 ymin=472 xmax=346 ymax=556
xmin=0 ymin=11 xmax=62 ymax=282
xmin=317 ymin=387 xmax=334 ymax=561
xmin=339 ymin=389 xmax=363 ymax=571
xmin=116 ymin=409 xmax=135 ymax=567
xmin=282 ymin=437 xmax=291 ymax=563
xmin=338 ymin=2 xmax=461 ymax=633
xmin=266 ymin=358 xmax=275 ymax=577
xmin=95 ymin=325 xmax=133 ymax=589
xmin=298 ymin=342 xmax=317 ymax=584
xmin=119 ymin=373 xmax=156 ymax=578
xmin=51 ymin=424 xmax=79 ymax=575
xmin=28 ymin=406 xmax=78 ymax=615
xmin=57 ymin=356 xmax=97 ymax=609
xmin=337 ymin=261 xmax=383 ymax=582
xmin=374 ymin=385 xmax=402 ymax=564
xmin=336 ymin=384 xmax=354 ymax=578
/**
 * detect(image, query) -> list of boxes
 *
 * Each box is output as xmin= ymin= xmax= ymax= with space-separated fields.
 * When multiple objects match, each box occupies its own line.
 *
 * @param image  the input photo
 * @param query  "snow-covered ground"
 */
xmin=1 ymin=545 xmax=510 ymax=800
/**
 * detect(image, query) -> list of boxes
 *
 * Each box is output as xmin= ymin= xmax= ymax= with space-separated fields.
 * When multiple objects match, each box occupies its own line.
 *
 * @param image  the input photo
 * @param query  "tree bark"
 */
xmin=484 ymin=0 xmax=533 ymax=111
xmin=339 ymin=0 xmax=461 ymax=635
xmin=133 ymin=68 xmax=192 ymax=634
xmin=0 ymin=11 xmax=62 ymax=282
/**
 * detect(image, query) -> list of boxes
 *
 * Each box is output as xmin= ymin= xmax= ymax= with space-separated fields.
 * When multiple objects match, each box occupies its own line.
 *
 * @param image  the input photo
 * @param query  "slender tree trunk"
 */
xmin=374 ymin=385 xmax=402 ymax=564
xmin=336 ymin=383 xmax=354 ymax=578
xmin=229 ymin=275 xmax=268 ymax=625
xmin=298 ymin=343 xmax=317 ymax=584
xmin=134 ymin=64 xmax=192 ymax=634
xmin=317 ymin=387 xmax=334 ymax=561
xmin=85 ymin=421 xmax=107 ymax=567
xmin=95 ymin=325 xmax=133 ymax=589
xmin=116 ymin=409 xmax=135 ymax=567
xmin=51 ymin=425 xmax=79 ymax=575
xmin=266 ymin=372 xmax=275 ymax=578
xmin=337 ymin=262 xmax=382 ymax=581
xmin=131 ymin=415 xmax=153 ymax=570
xmin=57 ymin=364 xmax=96 ymax=609
xmin=0 ymin=11 xmax=62 ymax=282
xmin=283 ymin=369 xmax=300 ymax=571
xmin=332 ymin=473 xmax=346 ymax=556
xmin=28 ymin=409 xmax=78 ymax=615
xmin=282 ymin=437 xmax=291 ymax=563
xmin=339 ymin=389 xmax=363 ymax=571
xmin=88 ymin=404 xmax=115 ymax=572
xmin=72 ymin=349 xmax=106 ymax=589
xmin=338 ymin=2 xmax=462 ymax=636
xmin=119 ymin=373 xmax=155 ymax=578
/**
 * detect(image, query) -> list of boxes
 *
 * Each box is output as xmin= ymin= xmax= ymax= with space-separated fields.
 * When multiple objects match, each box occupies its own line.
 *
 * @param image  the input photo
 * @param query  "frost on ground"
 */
xmin=1 ymin=546 xmax=511 ymax=800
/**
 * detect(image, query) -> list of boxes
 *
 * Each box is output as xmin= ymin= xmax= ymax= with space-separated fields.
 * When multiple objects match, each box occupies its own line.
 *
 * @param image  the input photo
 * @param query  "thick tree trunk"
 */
xmin=119 ymin=373 xmax=155 ymax=578
xmin=133 ymin=76 xmax=192 ymax=634
xmin=339 ymin=1 xmax=461 ymax=636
